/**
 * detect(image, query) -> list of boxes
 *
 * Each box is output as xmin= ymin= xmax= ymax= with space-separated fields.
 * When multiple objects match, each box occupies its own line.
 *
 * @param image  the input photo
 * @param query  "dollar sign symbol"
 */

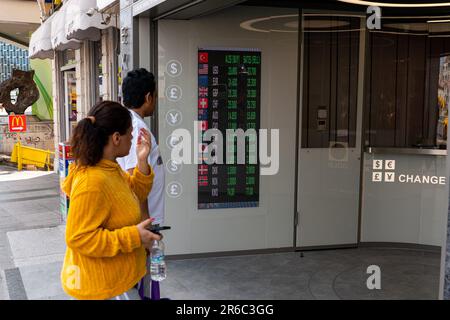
xmin=170 ymin=63 xmax=178 ymax=75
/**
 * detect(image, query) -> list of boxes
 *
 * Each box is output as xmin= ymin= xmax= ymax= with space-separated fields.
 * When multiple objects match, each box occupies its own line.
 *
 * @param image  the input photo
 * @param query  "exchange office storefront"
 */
xmin=122 ymin=0 xmax=450 ymax=298
xmin=29 ymin=0 xmax=119 ymax=155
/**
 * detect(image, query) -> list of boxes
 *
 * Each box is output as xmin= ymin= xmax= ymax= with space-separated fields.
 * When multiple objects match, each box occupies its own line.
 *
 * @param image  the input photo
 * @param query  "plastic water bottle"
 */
xmin=150 ymin=239 xmax=166 ymax=281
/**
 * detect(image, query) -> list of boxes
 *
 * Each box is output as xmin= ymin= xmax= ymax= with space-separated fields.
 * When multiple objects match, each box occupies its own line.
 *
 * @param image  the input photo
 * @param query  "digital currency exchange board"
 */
xmin=197 ymin=48 xmax=261 ymax=209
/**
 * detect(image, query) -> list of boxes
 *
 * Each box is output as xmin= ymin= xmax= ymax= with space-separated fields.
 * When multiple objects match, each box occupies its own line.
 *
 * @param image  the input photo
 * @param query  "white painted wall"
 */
xmin=157 ymin=6 xmax=299 ymax=255
xmin=361 ymin=153 xmax=448 ymax=247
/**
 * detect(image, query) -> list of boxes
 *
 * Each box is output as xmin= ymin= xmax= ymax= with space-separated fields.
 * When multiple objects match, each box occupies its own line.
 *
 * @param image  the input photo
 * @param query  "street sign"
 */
xmin=8 ymin=115 xmax=27 ymax=133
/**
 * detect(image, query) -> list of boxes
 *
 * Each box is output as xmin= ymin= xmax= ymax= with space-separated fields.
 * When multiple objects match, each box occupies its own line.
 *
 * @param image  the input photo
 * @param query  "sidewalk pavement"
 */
xmin=0 ymin=166 xmax=441 ymax=300
xmin=0 ymin=165 xmax=64 ymax=299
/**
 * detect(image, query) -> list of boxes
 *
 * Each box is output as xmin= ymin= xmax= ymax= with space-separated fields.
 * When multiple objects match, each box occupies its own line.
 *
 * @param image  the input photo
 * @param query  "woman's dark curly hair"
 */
xmin=71 ymin=101 xmax=131 ymax=166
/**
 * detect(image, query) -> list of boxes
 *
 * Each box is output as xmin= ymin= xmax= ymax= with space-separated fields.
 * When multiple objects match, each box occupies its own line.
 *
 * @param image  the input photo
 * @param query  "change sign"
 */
xmin=8 ymin=115 xmax=27 ymax=133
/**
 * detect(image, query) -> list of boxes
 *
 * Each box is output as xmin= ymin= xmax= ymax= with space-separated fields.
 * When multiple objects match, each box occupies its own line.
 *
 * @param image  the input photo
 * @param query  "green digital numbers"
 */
xmin=247 ymin=78 xmax=257 ymax=87
xmin=228 ymin=122 xmax=238 ymax=130
xmin=246 ymin=166 xmax=256 ymax=175
xmin=228 ymin=89 xmax=237 ymax=98
xmin=247 ymin=100 xmax=256 ymax=109
xmin=252 ymin=56 xmax=261 ymax=64
xmin=228 ymin=112 xmax=237 ymax=120
xmin=228 ymin=78 xmax=237 ymax=87
xmin=247 ymin=89 xmax=257 ymax=98
xmin=228 ymin=166 xmax=237 ymax=175
xmin=225 ymin=55 xmax=240 ymax=64
xmin=248 ymin=67 xmax=257 ymax=76
xmin=227 ymin=100 xmax=237 ymax=109
xmin=243 ymin=55 xmax=260 ymax=65
xmin=228 ymin=66 xmax=237 ymax=75
xmin=228 ymin=176 xmax=237 ymax=186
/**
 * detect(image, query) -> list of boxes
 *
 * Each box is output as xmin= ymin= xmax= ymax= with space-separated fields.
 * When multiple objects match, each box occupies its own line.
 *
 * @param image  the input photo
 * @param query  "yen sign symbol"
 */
xmin=166 ymin=110 xmax=182 ymax=126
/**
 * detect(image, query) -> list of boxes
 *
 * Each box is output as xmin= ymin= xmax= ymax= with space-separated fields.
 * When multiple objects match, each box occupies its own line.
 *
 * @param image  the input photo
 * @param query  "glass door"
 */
xmin=63 ymin=70 xmax=77 ymax=140
xmin=297 ymin=12 xmax=365 ymax=248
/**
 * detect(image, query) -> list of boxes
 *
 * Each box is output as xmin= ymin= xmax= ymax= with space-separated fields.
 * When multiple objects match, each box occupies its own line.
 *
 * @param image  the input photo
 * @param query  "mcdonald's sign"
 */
xmin=8 ymin=115 xmax=27 ymax=133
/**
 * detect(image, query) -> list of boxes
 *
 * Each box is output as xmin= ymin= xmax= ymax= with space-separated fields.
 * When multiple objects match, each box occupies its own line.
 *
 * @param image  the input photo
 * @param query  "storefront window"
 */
xmin=62 ymin=49 xmax=76 ymax=66
xmin=364 ymin=22 xmax=450 ymax=149
xmin=93 ymin=41 xmax=103 ymax=102
xmin=301 ymin=15 xmax=361 ymax=148
xmin=64 ymin=70 xmax=77 ymax=139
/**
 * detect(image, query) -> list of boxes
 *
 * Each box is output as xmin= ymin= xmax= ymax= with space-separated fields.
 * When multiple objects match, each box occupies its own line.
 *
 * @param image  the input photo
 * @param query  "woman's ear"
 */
xmin=112 ymin=132 xmax=121 ymax=146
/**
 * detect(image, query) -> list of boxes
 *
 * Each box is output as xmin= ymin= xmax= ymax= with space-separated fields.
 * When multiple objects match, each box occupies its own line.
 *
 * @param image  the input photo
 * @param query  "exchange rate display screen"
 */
xmin=198 ymin=48 xmax=261 ymax=209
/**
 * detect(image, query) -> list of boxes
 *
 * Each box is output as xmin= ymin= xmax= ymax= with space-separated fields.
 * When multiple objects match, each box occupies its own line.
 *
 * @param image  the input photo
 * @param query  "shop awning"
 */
xmin=97 ymin=0 xmax=119 ymax=13
xmin=29 ymin=14 xmax=54 ymax=60
xmin=51 ymin=4 xmax=81 ymax=51
xmin=65 ymin=0 xmax=117 ymax=42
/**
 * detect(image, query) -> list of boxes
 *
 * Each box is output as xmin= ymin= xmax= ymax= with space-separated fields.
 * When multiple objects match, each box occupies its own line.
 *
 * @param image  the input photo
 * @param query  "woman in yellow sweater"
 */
xmin=61 ymin=100 xmax=161 ymax=300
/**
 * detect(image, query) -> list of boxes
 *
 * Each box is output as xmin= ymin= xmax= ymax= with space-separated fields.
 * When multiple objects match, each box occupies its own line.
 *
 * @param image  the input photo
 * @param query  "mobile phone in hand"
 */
xmin=146 ymin=225 xmax=171 ymax=235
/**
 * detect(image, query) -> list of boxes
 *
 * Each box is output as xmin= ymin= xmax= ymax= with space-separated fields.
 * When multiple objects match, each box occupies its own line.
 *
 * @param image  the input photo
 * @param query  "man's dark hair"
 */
xmin=122 ymin=68 xmax=156 ymax=109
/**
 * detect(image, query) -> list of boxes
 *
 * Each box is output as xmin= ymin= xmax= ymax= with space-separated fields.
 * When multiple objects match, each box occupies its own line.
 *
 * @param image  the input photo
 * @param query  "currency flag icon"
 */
xmin=198 ymin=75 xmax=208 ymax=87
xmin=199 ymin=64 xmax=208 ymax=75
xmin=198 ymin=175 xmax=209 ymax=187
xmin=199 ymin=52 xmax=208 ymax=63
xmin=199 ymin=121 xmax=208 ymax=131
xmin=198 ymin=98 xmax=208 ymax=109
xmin=198 ymin=109 xmax=208 ymax=120
xmin=199 ymin=165 xmax=208 ymax=175
xmin=199 ymin=86 xmax=208 ymax=97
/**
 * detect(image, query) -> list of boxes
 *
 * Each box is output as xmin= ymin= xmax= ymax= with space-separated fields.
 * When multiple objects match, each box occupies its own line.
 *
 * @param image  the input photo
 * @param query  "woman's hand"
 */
xmin=136 ymin=128 xmax=152 ymax=162
xmin=136 ymin=128 xmax=152 ymax=175
xmin=137 ymin=218 xmax=161 ymax=249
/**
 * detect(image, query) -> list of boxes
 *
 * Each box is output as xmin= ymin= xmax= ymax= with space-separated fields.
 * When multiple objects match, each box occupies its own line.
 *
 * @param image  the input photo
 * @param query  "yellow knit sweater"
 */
xmin=60 ymin=159 xmax=154 ymax=300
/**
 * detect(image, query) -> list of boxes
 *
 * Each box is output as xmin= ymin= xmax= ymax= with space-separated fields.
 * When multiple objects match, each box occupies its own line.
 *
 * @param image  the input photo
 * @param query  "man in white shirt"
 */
xmin=117 ymin=68 xmax=165 ymax=299
xmin=117 ymin=68 xmax=164 ymax=225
